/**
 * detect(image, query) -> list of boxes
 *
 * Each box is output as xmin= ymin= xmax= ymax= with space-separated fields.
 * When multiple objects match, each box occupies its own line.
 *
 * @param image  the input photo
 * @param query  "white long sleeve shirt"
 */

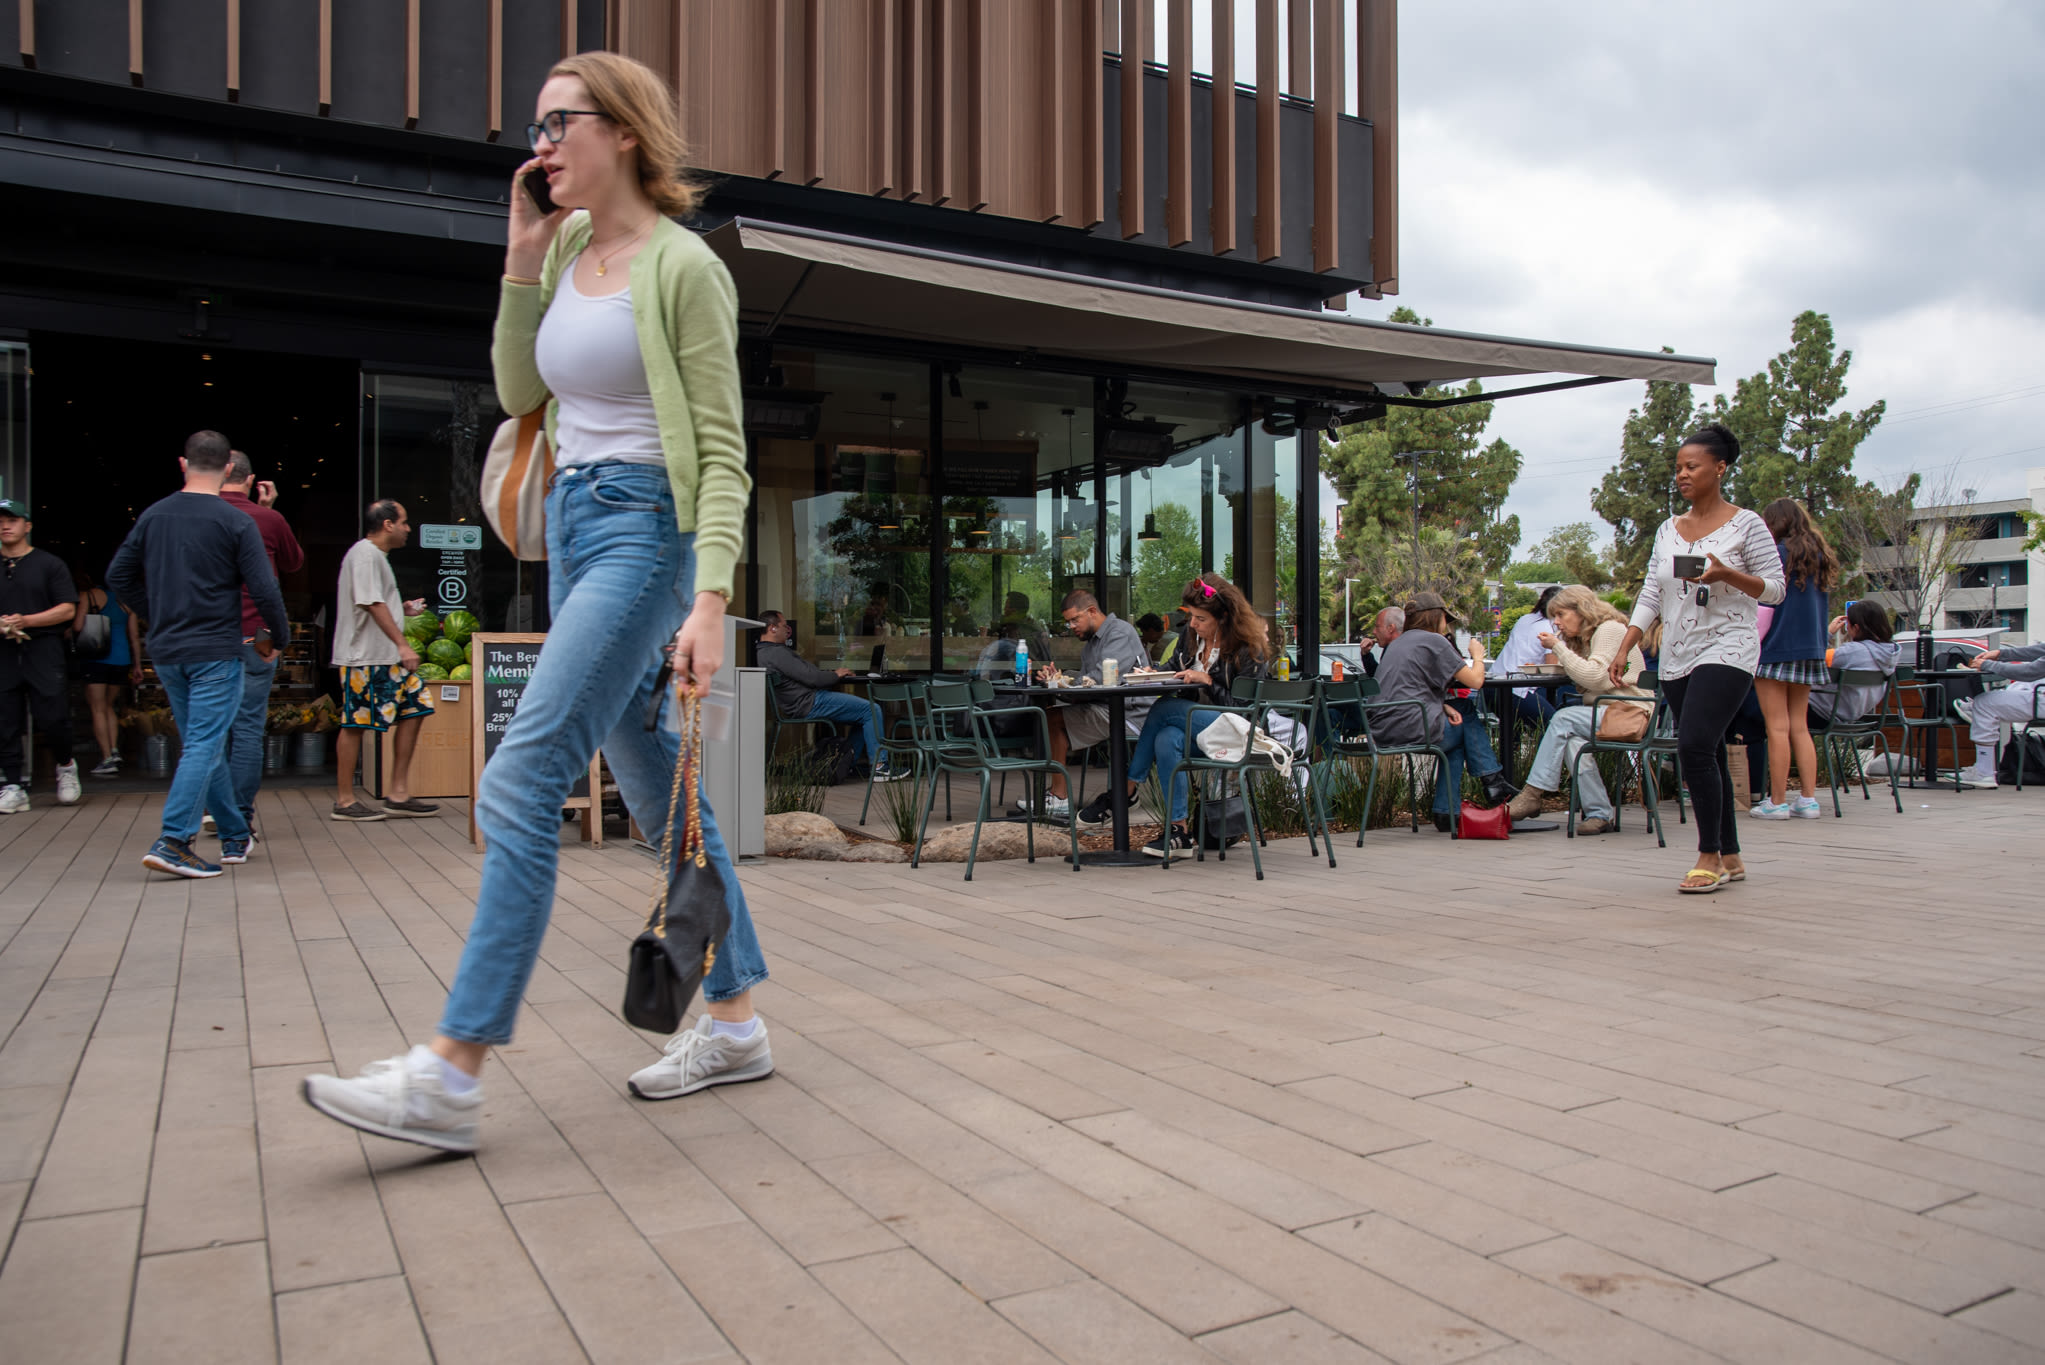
xmin=1629 ymin=509 xmax=1786 ymax=679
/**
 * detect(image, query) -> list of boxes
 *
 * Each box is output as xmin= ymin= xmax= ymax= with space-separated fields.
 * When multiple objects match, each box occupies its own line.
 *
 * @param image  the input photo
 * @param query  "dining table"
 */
xmin=992 ymin=675 xmax=1197 ymax=866
xmin=1479 ymin=670 xmax=1579 ymax=774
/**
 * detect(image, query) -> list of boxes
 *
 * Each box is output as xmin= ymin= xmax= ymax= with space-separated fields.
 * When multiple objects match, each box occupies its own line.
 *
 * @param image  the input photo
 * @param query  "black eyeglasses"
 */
xmin=526 ymin=108 xmax=608 ymax=153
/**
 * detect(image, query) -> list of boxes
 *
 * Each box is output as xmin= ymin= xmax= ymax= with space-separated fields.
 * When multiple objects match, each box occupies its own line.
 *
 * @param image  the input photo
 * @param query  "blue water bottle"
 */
xmin=1014 ymin=638 xmax=1029 ymax=684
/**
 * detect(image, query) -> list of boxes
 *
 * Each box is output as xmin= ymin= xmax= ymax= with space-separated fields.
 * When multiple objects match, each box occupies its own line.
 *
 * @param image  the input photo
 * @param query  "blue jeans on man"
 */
xmin=156 ymin=659 xmax=250 ymax=844
xmin=805 ymin=690 xmax=880 ymax=766
xmin=224 ymin=640 xmax=279 ymax=828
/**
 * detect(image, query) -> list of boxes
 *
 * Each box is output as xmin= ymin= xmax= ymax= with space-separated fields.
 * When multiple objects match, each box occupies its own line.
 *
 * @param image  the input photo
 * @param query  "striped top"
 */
xmin=1629 ymin=509 xmax=1786 ymax=680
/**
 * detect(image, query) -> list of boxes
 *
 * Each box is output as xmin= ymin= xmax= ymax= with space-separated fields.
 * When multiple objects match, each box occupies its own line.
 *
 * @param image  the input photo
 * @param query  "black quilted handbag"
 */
xmin=621 ymin=672 xmax=731 ymax=1034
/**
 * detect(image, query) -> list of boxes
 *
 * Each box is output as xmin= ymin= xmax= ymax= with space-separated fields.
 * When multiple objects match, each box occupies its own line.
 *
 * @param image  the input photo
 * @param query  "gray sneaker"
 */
xmin=628 ymin=1015 xmax=774 ymax=1101
xmin=302 ymin=1046 xmax=482 ymax=1152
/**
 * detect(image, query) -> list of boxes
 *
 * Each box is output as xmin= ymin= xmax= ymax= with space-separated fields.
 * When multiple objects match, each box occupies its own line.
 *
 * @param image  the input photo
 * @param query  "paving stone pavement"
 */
xmin=2 ymin=780 xmax=2043 ymax=1363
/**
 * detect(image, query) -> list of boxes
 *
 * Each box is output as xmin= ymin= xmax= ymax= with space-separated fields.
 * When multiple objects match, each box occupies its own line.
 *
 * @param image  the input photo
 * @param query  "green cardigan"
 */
xmin=491 ymin=212 xmax=751 ymax=599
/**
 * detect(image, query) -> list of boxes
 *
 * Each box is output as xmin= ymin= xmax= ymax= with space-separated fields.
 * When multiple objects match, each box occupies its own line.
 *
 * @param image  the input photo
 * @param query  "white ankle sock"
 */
xmin=710 ymin=1017 xmax=760 ymax=1041
xmin=410 ymin=1044 xmax=479 ymax=1093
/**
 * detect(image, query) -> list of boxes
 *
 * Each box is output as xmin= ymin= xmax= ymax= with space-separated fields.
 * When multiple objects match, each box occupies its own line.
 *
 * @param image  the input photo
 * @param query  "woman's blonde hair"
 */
xmin=1544 ymin=584 xmax=1627 ymax=651
xmin=549 ymin=51 xmax=703 ymax=217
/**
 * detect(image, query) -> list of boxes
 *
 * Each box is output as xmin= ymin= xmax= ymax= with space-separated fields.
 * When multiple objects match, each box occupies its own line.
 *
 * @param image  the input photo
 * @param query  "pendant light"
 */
xmin=1058 ymin=408 xmax=1081 ymax=541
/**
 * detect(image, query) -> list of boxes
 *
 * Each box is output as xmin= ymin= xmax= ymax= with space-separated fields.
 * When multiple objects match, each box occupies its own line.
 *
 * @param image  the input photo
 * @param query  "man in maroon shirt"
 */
xmin=219 ymin=451 xmax=305 ymax=837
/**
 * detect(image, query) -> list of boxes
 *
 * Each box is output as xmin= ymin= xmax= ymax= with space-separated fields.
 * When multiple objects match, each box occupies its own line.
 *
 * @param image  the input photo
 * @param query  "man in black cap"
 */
xmin=0 ymin=497 xmax=80 ymax=813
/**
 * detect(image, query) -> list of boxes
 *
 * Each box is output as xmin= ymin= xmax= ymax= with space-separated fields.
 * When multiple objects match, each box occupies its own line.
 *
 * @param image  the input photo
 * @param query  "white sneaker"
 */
xmin=1953 ymin=697 xmax=1975 ymax=723
xmin=1789 ymin=795 xmax=1823 ymax=819
xmin=0 ymin=784 xmax=26 ymax=814
xmin=201 ymin=812 xmax=216 ymax=832
xmin=1959 ymin=766 xmax=1999 ymax=790
xmin=628 ymin=1015 xmax=775 ymax=1101
xmin=55 ymin=761 xmax=81 ymax=806
xmin=1749 ymin=799 xmax=1791 ymax=820
xmin=301 ymin=1045 xmax=483 ymax=1152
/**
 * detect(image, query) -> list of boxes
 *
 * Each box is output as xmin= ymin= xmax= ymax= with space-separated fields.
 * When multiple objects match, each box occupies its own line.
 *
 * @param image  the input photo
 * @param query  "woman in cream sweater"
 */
xmin=1506 ymin=586 xmax=1652 ymax=834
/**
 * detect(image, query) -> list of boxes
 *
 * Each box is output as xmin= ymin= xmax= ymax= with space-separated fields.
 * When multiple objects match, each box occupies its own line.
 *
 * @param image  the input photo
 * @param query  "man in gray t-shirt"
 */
xmin=332 ymin=500 xmax=438 ymax=822
xmin=1025 ymin=591 xmax=1151 ymax=823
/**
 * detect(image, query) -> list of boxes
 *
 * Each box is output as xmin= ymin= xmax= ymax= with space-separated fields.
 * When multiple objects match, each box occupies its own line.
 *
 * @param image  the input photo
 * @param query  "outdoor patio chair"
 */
xmin=1252 ymin=677 xmax=1337 ymax=868
xmin=1170 ymin=690 xmax=1284 ymax=879
xmin=860 ymin=679 xmax=939 ymax=825
xmin=767 ymin=680 xmax=847 ymax=759
xmin=967 ymin=677 xmax=1040 ymax=805
xmin=1890 ymin=665 xmax=1963 ymax=793
xmin=911 ymin=681 xmax=1081 ymax=881
xmin=1807 ymin=668 xmax=1903 ymax=816
xmin=1321 ymin=678 xmax=1458 ymax=842
xmin=2010 ymin=683 xmax=2045 ymax=791
xmin=1634 ymin=671 xmax=1687 ymax=829
xmin=1575 ymin=682 xmax=1674 ymax=848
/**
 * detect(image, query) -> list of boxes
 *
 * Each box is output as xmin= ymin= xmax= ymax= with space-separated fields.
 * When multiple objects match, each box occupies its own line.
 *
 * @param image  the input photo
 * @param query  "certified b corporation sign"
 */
xmin=419 ymin=523 xmax=483 ymax=611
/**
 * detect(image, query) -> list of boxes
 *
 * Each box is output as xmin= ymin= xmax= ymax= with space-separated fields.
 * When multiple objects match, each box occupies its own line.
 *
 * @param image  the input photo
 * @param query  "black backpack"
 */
xmin=810 ymin=731 xmax=864 ymax=785
xmin=1996 ymin=732 xmax=2045 ymax=786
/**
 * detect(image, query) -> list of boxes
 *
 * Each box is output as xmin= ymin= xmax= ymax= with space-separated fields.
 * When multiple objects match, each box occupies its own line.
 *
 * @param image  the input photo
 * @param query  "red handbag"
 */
xmin=1454 ymin=800 xmax=1510 ymax=840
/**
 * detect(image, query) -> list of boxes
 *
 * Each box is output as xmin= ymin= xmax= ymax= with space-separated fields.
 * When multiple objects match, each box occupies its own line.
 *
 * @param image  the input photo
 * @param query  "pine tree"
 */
xmin=1591 ymin=365 xmax=1693 ymax=587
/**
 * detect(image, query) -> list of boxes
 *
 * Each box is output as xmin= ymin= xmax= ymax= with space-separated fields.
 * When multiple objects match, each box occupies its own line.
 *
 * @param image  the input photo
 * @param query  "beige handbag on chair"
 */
xmin=481 ymin=407 xmax=554 ymax=561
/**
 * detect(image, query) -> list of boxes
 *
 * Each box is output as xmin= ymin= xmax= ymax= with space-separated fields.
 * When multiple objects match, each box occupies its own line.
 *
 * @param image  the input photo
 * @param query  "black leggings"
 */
xmin=1662 ymin=665 xmax=1750 ymax=858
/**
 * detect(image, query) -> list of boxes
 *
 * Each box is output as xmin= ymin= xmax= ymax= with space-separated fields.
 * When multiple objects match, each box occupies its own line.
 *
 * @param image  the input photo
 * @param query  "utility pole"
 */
xmin=1393 ymin=450 xmax=1442 ymax=595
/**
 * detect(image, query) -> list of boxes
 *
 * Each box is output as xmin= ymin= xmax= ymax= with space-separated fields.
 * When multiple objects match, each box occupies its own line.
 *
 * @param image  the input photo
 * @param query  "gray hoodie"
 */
xmin=1811 ymin=639 xmax=1900 ymax=720
xmin=1982 ymin=640 xmax=2045 ymax=683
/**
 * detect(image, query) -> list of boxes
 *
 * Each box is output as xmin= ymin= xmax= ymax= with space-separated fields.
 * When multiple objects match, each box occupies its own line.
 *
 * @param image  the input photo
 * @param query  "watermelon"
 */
xmin=415 ymin=663 xmax=450 ymax=682
xmin=404 ymin=609 xmax=440 ymax=640
xmin=449 ymin=664 xmax=472 ymax=682
xmin=426 ymin=638 xmax=465 ymax=670
xmin=441 ymin=610 xmax=481 ymax=646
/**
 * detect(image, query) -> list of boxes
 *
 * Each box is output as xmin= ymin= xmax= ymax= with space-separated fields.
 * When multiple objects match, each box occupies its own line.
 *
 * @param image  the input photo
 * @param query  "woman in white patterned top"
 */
xmin=1612 ymin=423 xmax=1785 ymax=894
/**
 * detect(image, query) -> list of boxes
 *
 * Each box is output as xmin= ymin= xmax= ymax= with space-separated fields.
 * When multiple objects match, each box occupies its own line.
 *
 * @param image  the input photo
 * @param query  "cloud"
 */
xmin=1339 ymin=0 xmax=2045 ymax=556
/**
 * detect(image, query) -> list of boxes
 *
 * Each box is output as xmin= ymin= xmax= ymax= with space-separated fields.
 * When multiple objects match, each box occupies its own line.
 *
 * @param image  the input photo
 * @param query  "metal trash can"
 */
xmin=291 ymin=731 xmax=328 ymax=771
xmin=263 ymin=733 xmax=289 ymax=775
xmin=141 ymin=734 xmax=175 ymax=775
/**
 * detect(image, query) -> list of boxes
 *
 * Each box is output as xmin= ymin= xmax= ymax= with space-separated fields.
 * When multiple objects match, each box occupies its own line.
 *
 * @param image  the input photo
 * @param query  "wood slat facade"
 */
xmin=3 ymin=0 xmax=1394 ymax=293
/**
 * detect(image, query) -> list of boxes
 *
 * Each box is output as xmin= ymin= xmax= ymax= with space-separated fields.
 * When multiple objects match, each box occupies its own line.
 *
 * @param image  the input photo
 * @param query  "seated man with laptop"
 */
xmin=756 ymin=611 xmax=904 ymax=782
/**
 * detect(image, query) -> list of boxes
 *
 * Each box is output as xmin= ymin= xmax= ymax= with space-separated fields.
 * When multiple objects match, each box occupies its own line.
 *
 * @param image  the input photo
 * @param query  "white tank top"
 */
xmin=533 ymin=255 xmax=666 ymax=468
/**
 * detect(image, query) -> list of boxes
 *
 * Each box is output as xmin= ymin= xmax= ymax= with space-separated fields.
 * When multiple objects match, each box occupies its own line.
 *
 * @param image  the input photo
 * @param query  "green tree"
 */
xmin=1593 ymin=367 xmax=1695 ymax=585
xmin=1705 ymin=310 xmax=1886 ymax=527
xmin=1321 ymin=307 xmax=1524 ymax=616
xmin=1131 ymin=501 xmax=1202 ymax=613
xmin=1509 ymin=521 xmax=1611 ymax=589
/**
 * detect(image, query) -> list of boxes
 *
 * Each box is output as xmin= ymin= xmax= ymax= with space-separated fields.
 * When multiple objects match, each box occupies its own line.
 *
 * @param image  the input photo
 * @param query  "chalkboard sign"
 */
xmin=469 ymin=633 xmax=601 ymax=848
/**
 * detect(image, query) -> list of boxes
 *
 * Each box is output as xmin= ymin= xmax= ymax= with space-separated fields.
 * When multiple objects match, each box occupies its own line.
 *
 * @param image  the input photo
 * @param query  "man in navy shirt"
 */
xmin=107 ymin=431 xmax=290 ymax=878
xmin=0 ymin=498 xmax=80 ymax=812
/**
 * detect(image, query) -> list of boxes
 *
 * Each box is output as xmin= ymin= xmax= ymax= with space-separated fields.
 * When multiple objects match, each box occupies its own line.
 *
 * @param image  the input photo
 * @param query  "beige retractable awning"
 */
xmin=701 ymin=219 xmax=1715 ymax=392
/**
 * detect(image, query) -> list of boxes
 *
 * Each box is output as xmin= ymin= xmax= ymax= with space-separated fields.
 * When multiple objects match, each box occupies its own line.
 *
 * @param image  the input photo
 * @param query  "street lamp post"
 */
xmin=1342 ymin=578 xmax=1364 ymax=644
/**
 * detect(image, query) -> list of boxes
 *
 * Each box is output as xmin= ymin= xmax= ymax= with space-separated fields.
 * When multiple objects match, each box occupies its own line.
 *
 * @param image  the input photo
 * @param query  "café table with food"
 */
xmin=994 ymin=663 xmax=1197 ymax=866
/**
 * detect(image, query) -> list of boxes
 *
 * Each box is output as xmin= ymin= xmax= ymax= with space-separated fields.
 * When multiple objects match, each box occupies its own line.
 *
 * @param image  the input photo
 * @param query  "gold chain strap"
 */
xmin=647 ymin=684 xmax=707 ymax=940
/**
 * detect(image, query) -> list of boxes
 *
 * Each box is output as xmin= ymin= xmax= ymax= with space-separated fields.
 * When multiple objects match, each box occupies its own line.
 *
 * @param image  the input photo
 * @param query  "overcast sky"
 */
xmin=1336 ymin=0 xmax=2045 ymax=554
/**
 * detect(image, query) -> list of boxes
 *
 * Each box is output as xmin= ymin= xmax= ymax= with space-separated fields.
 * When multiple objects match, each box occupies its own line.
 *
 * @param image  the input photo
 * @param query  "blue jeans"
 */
xmin=438 ymin=465 xmax=767 ymax=1046
xmin=156 ymin=659 xmax=249 ymax=844
xmin=1129 ymin=696 xmax=1221 ymax=822
xmin=224 ymin=642 xmax=279 ymax=826
xmin=1434 ymin=696 xmax=1503 ymax=815
xmin=806 ymin=690 xmax=879 ymax=764
xmin=1525 ymin=705 xmax=1613 ymax=820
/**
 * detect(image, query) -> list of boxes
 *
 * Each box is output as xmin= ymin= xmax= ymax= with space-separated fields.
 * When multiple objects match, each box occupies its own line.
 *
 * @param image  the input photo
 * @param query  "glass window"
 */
xmin=364 ymin=374 xmax=533 ymax=631
xmin=0 ymin=342 xmax=25 ymax=515
xmin=1115 ymin=380 xmax=1243 ymax=630
xmin=752 ymin=351 xmax=932 ymax=673
xmin=941 ymin=367 xmax=1095 ymax=677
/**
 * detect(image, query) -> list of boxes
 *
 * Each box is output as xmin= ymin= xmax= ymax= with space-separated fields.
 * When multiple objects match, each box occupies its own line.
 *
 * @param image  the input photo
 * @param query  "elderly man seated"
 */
xmin=1010 ymin=590 xmax=1151 ymax=824
xmin=756 ymin=611 xmax=904 ymax=781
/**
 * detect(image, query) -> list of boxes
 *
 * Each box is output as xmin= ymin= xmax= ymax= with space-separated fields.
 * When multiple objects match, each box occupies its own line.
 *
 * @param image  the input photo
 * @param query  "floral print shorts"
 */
xmin=338 ymin=665 xmax=436 ymax=732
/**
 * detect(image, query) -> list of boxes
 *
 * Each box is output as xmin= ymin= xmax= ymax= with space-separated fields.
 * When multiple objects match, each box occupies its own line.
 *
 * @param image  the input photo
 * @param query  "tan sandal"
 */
xmin=1678 ymin=866 xmax=1727 ymax=893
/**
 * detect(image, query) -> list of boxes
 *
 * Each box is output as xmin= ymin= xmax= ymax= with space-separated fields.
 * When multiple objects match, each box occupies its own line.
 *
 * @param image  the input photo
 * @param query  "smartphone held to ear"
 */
xmin=522 ymin=167 xmax=557 ymax=214
xmin=1672 ymin=554 xmax=1707 ymax=580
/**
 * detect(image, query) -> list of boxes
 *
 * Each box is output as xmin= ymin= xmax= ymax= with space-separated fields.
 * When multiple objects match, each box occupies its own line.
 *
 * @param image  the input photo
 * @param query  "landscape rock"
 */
xmin=838 ymin=842 xmax=910 ymax=863
xmin=763 ymin=811 xmax=848 ymax=857
xmin=914 ymin=820 xmax=1059 ymax=863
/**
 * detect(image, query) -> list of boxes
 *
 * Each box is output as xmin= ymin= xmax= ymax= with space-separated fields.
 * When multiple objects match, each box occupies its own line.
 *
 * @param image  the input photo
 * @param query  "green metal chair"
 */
xmin=766 ymin=680 xmax=845 ymax=759
xmin=1252 ymin=677 xmax=1337 ymax=868
xmin=1807 ymin=668 xmax=1902 ymax=816
xmin=860 ymin=679 xmax=935 ymax=825
xmin=967 ymin=677 xmax=1040 ymax=806
xmin=1170 ymin=692 xmax=1273 ymax=877
xmin=1633 ymin=670 xmax=1687 ymax=829
xmin=1573 ymin=683 xmax=1673 ymax=847
xmin=1891 ymin=665 xmax=1963 ymax=792
xmin=911 ymin=681 xmax=1081 ymax=881
xmin=2009 ymin=682 xmax=2045 ymax=791
xmin=1323 ymin=678 xmax=1458 ymax=841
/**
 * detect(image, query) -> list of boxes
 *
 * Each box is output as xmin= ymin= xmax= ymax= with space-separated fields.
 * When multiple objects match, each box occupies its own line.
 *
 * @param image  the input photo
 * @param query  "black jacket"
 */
xmin=1161 ymin=635 xmax=1269 ymax=707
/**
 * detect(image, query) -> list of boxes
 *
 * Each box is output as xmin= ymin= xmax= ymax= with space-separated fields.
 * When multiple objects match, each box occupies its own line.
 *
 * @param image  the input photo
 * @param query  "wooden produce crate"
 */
xmin=364 ymin=679 xmax=473 ymax=799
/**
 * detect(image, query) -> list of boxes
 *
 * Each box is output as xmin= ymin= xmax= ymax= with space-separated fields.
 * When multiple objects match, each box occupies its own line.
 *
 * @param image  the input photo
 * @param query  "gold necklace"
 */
xmin=591 ymin=216 xmax=655 ymax=277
